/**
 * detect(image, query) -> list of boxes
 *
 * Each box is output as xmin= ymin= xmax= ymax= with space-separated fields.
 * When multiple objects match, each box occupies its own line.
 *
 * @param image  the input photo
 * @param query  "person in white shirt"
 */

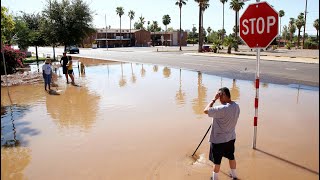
xmin=42 ymin=58 xmax=52 ymax=91
xmin=204 ymin=87 xmax=240 ymax=180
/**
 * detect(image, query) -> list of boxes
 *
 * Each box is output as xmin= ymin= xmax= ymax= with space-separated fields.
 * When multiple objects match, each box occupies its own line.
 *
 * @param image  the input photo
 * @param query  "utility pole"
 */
xmin=302 ymin=0 xmax=308 ymax=49
xmin=192 ymin=24 xmax=196 ymax=46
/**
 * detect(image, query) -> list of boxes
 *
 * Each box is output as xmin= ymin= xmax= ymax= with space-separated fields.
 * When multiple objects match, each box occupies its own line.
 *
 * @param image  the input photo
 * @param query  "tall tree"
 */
xmin=1 ymin=6 xmax=15 ymax=45
xmin=207 ymin=26 xmax=212 ymax=35
xmin=289 ymin=18 xmax=296 ymax=43
xmin=314 ymin=19 xmax=319 ymax=42
xmin=128 ymin=10 xmax=135 ymax=46
xmin=230 ymin=0 xmax=244 ymax=51
xmin=162 ymin=14 xmax=171 ymax=46
xmin=134 ymin=15 xmax=145 ymax=30
xmin=220 ymin=0 xmax=228 ymax=42
xmin=175 ymin=0 xmax=187 ymax=51
xmin=278 ymin=10 xmax=285 ymax=46
xmin=162 ymin=14 xmax=171 ymax=32
xmin=195 ymin=0 xmax=209 ymax=52
xmin=42 ymin=0 xmax=94 ymax=51
xmin=116 ymin=6 xmax=124 ymax=47
xmin=295 ymin=13 xmax=305 ymax=48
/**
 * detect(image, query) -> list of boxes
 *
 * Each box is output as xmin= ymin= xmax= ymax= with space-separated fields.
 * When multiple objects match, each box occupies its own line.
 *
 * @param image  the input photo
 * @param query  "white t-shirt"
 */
xmin=208 ymin=101 xmax=240 ymax=144
xmin=42 ymin=63 xmax=52 ymax=75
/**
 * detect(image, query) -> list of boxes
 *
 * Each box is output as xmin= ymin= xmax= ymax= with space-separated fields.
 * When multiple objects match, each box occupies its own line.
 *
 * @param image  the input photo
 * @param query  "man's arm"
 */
xmin=203 ymin=91 xmax=221 ymax=114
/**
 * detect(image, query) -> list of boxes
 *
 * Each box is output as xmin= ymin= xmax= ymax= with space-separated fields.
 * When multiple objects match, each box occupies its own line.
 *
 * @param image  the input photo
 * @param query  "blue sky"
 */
xmin=3 ymin=0 xmax=319 ymax=35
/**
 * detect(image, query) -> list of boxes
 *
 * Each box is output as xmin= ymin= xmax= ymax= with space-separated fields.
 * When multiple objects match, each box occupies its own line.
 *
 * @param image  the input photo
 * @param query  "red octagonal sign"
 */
xmin=240 ymin=2 xmax=279 ymax=49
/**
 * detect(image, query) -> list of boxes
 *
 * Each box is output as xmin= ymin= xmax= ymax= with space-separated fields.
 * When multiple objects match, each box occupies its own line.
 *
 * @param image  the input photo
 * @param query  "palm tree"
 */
xmin=289 ymin=18 xmax=296 ymax=43
xmin=207 ymin=26 xmax=212 ymax=35
xmin=176 ymin=0 xmax=187 ymax=51
xmin=295 ymin=13 xmax=305 ymax=48
xmin=195 ymin=0 xmax=210 ymax=52
xmin=314 ymin=19 xmax=319 ymax=42
xmin=151 ymin=21 xmax=159 ymax=46
xmin=163 ymin=14 xmax=171 ymax=46
xmin=220 ymin=0 xmax=228 ymax=42
xmin=128 ymin=10 xmax=135 ymax=47
xmin=116 ymin=7 xmax=124 ymax=47
xmin=138 ymin=15 xmax=145 ymax=30
xmin=229 ymin=0 xmax=244 ymax=51
xmin=279 ymin=10 xmax=285 ymax=47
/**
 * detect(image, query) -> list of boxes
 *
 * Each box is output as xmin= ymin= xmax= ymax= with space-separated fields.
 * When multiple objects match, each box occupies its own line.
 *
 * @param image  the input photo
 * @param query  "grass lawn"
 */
xmin=23 ymin=56 xmax=59 ymax=64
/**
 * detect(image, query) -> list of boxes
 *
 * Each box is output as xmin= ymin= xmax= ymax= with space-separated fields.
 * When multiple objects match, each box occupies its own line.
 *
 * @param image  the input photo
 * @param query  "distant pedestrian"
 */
xmin=60 ymin=52 xmax=69 ymax=83
xmin=66 ymin=56 xmax=75 ymax=85
xmin=203 ymin=87 xmax=240 ymax=180
xmin=42 ymin=58 xmax=52 ymax=91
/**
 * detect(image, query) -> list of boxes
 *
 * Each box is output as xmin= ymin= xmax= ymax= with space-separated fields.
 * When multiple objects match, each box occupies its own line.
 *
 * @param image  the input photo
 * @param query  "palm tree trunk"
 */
xmin=235 ymin=11 xmax=238 ymax=51
xmin=179 ymin=6 xmax=182 ymax=51
xmin=298 ymin=29 xmax=300 ymax=48
xmin=120 ymin=17 xmax=122 ymax=47
xmin=222 ymin=3 xmax=225 ymax=42
xmin=278 ymin=18 xmax=281 ymax=47
xmin=198 ymin=4 xmax=202 ymax=52
xmin=130 ymin=20 xmax=132 ymax=47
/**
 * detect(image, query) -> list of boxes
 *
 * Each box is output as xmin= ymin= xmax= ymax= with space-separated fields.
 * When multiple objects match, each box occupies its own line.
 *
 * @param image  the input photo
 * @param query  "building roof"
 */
xmin=96 ymin=28 xmax=140 ymax=33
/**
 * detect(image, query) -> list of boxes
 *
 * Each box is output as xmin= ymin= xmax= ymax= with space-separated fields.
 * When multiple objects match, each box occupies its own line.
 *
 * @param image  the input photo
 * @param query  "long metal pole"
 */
xmin=253 ymin=48 xmax=260 ymax=149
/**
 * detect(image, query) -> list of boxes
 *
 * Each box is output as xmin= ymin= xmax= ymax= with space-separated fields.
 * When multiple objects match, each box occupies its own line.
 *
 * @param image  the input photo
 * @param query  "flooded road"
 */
xmin=1 ymin=58 xmax=319 ymax=180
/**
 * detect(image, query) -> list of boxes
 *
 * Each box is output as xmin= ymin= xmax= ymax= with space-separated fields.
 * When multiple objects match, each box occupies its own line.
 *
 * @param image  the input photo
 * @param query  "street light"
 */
xmin=105 ymin=14 xmax=108 ymax=50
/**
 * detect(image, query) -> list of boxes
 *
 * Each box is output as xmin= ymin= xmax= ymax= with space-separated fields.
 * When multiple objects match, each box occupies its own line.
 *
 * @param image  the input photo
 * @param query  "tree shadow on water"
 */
xmin=1 ymin=104 xmax=40 ymax=147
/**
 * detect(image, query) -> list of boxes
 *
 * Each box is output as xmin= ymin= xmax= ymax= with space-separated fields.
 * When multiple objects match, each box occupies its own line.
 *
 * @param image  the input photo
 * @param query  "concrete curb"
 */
xmin=184 ymin=52 xmax=319 ymax=64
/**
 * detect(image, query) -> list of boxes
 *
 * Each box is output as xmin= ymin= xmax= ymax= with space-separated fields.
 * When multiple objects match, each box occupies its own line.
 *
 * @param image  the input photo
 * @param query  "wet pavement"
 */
xmin=1 ymin=58 xmax=319 ymax=180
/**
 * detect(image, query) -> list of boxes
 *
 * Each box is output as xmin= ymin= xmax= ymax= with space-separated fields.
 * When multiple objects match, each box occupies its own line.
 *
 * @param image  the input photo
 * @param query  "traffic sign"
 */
xmin=239 ymin=1 xmax=278 ymax=48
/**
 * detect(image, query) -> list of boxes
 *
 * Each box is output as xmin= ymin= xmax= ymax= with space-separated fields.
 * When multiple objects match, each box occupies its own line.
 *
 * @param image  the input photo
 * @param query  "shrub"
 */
xmin=1 ymin=45 xmax=25 ymax=75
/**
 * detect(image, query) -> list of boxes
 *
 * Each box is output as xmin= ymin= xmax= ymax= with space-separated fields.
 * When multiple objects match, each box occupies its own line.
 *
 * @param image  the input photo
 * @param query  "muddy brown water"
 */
xmin=1 ymin=58 xmax=319 ymax=180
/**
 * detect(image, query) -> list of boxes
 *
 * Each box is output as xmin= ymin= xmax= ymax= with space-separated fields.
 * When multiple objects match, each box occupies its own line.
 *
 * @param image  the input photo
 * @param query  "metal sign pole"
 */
xmin=253 ymin=48 xmax=260 ymax=149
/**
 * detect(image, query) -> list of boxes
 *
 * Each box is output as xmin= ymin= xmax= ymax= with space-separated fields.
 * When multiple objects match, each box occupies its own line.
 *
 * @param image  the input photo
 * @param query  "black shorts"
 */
xmin=209 ymin=139 xmax=235 ymax=165
xmin=68 ymin=69 xmax=73 ymax=74
xmin=62 ymin=66 xmax=67 ymax=74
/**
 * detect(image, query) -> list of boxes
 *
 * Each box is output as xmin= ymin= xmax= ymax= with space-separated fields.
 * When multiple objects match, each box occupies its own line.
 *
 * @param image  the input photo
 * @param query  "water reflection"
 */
xmin=119 ymin=63 xmax=127 ymax=87
xmin=192 ymin=72 xmax=207 ymax=116
xmin=175 ymin=69 xmax=186 ymax=106
xmin=1 ymin=105 xmax=40 ymax=147
xmin=45 ymin=86 xmax=100 ymax=130
xmin=130 ymin=63 xmax=137 ymax=84
xmin=153 ymin=65 xmax=158 ymax=72
xmin=141 ymin=64 xmax=146 ymax=77
xmin=230 ymin=79 xmax=240 ymax=101
xmin=1 ymin=147 xmax=31 ymax=180
xmin=163 ymin=67 xmax=171 ymax=78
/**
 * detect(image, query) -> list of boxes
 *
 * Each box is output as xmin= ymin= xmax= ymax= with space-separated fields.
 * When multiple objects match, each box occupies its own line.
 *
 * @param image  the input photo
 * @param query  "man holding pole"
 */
xmin=204 ymin=87 xmax=240 ymax=180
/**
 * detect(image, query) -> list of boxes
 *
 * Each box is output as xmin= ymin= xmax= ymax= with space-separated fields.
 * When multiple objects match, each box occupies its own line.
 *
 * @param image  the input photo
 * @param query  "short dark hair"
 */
xmin=219 ymin=87 xmax=231 ymax=99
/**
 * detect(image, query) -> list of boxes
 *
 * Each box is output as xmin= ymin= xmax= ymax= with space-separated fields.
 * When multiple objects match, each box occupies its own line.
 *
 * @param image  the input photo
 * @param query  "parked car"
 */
xmin=66 ymin=46 xmax=79 ymax=54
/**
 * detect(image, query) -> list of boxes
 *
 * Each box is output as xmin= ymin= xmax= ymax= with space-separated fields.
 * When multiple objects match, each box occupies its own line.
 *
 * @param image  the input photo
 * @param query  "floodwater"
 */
xmin=1 ymin=58 xmax=319 ymax=180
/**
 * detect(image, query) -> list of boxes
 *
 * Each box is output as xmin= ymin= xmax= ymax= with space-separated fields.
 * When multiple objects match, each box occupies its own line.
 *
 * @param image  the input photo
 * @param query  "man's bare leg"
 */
xmin=212 ymin=164 xmax=220 ymax=180
xmin=229 ymin=159 xmax=237 ymax=178
xmin=65 ymin=74 xmax=69 ymax=83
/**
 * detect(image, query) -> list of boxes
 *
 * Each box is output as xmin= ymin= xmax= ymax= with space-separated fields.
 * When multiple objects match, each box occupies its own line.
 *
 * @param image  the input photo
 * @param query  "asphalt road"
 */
xmin=32 ymin=47 xmax=319 ymax=87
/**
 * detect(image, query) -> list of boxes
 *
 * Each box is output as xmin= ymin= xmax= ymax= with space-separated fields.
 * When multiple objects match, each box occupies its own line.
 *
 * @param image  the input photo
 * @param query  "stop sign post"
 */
xmin=239 ymin=1 xmax=279 ymax=149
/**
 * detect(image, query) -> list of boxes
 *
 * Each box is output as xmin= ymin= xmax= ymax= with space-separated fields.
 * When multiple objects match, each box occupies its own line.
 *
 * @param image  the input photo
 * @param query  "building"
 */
xmin=82 ymin=28 xmax=187 ymax=48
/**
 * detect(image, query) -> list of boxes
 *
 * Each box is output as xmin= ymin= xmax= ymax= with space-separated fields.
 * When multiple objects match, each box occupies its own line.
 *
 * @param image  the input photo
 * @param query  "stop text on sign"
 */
xmin=241 ymin=16 xmax=276 ymax=35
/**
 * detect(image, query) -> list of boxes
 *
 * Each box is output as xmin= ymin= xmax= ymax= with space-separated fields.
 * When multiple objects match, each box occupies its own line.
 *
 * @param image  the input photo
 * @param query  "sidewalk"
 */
xmin=184 ymin=51 xmax=319 ymax=64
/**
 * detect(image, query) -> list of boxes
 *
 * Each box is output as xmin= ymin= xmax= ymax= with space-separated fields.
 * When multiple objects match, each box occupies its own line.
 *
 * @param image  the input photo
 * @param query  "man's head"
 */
xmin=218 ymin=87 xmax=231 ymax=104
xmin=63 ymin=52 xmax=66 ymax=56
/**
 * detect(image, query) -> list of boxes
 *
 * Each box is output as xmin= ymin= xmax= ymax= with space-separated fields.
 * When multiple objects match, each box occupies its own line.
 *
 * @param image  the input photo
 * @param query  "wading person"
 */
xmin=42 ymin=58 xmax=52 ymax=91
xmin=60 ymin=52 xmax=69 ymax=83
xmin=66 ymin=56 xmax=75 ymax=85
xmin=203 ymin=87 xmax=240 ymax=180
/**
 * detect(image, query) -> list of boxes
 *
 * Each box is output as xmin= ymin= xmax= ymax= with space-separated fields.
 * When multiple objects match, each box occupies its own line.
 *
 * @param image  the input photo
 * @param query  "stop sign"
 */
xmin=240 ymin=2 xmax=278 ymax=48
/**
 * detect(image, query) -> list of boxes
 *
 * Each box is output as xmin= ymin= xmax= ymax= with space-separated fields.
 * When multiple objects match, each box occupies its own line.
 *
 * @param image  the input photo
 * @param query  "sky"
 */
xmin=3 ymin=0 xmax=319 ymax=35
